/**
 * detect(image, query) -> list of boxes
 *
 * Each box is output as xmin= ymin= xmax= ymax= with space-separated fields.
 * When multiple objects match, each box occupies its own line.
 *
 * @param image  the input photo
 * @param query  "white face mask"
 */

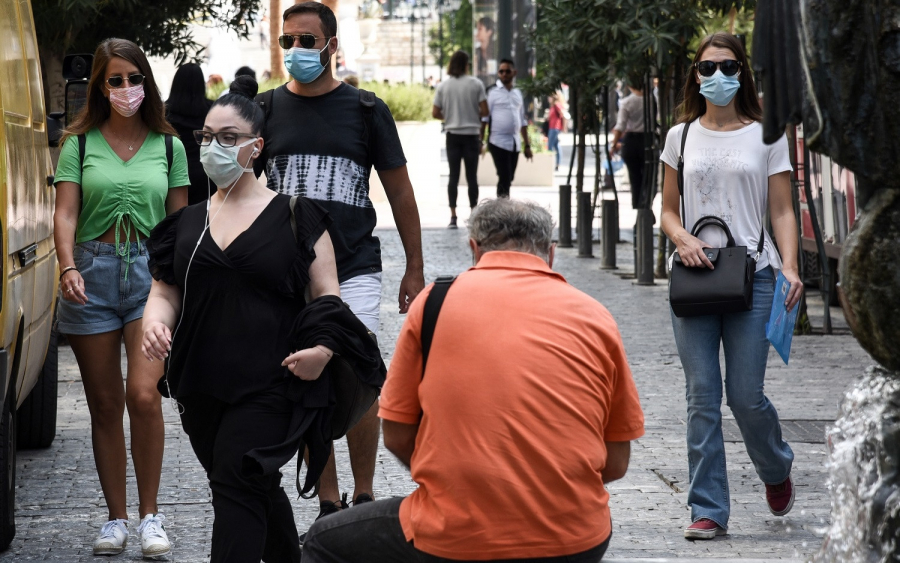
xmin=199 ymin=137 xmax=258 ymax=188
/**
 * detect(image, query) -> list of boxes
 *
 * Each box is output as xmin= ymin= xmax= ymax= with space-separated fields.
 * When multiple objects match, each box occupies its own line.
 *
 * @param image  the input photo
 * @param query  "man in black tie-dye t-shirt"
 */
xmin=254 ymin=1 xmax=424 ymax=542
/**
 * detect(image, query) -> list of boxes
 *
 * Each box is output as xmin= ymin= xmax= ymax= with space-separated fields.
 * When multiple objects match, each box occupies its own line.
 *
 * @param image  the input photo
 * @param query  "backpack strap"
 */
xmin=165 ymin=133 xmax=173 ymax=174
xmin=78 ymin=134 xmax=86 ymax=170
xmin=358 ymin=88 xmax=376 ymax=170
xmin=420 ymin=275 xmax=456 ymax=376
xmin=258 ymin=88 xmax=275 ymax=123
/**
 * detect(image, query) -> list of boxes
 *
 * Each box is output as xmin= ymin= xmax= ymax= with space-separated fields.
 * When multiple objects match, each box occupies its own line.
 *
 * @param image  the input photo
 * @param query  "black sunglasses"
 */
xmin=694 ymin=60 xmax=741 ymax=78
xmin=278 ymin=34 xmax=329 ymax=50
xmin=106 ymin=74 xmax=145 ymax=88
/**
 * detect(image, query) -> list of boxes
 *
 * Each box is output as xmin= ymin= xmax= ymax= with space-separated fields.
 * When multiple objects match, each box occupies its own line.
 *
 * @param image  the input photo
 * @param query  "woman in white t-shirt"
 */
xmin=659 ymin=32 xmax=804 ymax=541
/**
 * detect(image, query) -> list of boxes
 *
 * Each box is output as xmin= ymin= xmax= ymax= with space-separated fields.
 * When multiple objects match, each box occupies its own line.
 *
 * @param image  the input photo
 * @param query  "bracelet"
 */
xmin=59 ymin=266 xmax=78 ymax=281
xmin=314 ymin=345 xmax=333 ymax=359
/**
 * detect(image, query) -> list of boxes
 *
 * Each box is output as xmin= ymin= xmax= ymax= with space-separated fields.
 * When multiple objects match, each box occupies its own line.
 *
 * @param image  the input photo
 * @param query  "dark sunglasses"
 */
xmin=278 ymin=34 xmax=329 ymax=50
xmin=106 ymin=74 xmax=145 ymax=88
xmin=694 ymin=60 xmax=741 ymax=77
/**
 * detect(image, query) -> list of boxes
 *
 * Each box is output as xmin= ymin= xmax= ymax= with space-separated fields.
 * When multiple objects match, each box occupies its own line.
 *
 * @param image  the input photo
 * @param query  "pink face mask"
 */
xmin=108 ymin=84 xmax=145 ymax=117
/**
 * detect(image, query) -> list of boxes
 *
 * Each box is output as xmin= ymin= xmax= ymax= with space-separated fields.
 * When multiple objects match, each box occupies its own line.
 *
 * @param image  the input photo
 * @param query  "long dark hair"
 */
xmin=62 ymin=38 xmax=176 ymax=146
xmin=676 ymin=32 xmax=762 ymax=124
xmin=448 ymin=50 xmax=469 ymax=78
xmin=166 ymin=63 xmax=211 ymax=117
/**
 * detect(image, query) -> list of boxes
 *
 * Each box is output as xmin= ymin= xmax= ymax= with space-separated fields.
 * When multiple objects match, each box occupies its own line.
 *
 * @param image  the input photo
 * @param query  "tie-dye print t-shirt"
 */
xmin=256 ymin=83 xmax=406 ymax=282
xmin=660 ymin=120 xmax=792 ymax=271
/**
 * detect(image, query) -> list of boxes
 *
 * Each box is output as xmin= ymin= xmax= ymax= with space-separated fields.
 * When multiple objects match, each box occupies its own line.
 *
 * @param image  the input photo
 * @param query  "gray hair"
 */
xmin=467 ymin=198 xmax=555 ymax=260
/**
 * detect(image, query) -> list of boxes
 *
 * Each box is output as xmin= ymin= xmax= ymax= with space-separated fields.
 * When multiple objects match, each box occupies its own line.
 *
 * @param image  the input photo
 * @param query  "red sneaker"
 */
xmin=766 ymin=475 xmax=795 ymax=516
xmin=683 ymin=518 xmax=726 ymax=540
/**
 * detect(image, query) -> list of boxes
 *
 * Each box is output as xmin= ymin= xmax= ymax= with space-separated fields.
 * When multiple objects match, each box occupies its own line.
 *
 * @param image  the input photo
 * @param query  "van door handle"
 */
xmin=18 ymin=244 xmax=38 ymax=268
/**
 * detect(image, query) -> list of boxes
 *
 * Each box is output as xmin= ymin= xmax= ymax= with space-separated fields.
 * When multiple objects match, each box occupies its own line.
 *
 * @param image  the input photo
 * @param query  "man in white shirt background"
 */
xmin=482 ymin=58 xmax=532 ymax=198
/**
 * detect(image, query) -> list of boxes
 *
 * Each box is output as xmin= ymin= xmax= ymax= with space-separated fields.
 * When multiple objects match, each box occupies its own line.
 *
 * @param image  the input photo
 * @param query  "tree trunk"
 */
xmin=39 ymin=47 xmax=65 ymax=116
xmin=270 ymin=0 xmax=285 ymax=80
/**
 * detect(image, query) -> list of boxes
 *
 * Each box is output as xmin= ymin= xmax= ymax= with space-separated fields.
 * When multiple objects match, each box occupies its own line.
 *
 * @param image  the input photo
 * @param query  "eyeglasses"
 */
xmin=193 ymin=130 xmax=257 ymax=147
xmin=278 ymin=34 xmax=329 ymax=50
xmin=694 ymin=60 xmax=741 ymax=77
xmin=106 ymin=74 xmax=145 ymax=88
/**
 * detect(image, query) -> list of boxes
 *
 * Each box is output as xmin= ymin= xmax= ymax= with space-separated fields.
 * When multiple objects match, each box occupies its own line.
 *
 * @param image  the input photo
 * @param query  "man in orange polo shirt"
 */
xmin=303 ymin=198 xmax=645 ymax=562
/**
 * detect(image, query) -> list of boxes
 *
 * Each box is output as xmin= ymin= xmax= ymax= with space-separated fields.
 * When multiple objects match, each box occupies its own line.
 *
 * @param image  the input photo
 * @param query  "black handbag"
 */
xmin=669 ymin=122 xmax=764 ymax=317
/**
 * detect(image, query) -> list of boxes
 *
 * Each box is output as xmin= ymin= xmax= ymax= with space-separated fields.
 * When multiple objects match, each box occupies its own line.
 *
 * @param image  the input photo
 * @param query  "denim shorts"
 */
xmin=57 ymin=240 xmax=152 ymax=335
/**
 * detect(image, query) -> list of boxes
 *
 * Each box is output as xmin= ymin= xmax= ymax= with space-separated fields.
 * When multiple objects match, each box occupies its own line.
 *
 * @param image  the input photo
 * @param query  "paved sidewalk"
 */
xmin=3 ymin=226 xmax=871 ymax=561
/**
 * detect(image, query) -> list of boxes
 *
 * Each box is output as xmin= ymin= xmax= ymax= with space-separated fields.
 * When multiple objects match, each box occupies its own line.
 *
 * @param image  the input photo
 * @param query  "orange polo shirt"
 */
xmin=379 ymin=251 xmax=645 ymax=560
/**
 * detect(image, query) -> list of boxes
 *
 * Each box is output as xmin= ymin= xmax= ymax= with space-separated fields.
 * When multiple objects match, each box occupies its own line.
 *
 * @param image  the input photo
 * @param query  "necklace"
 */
xmin=107 ymin=124 xmax=144 ymax=151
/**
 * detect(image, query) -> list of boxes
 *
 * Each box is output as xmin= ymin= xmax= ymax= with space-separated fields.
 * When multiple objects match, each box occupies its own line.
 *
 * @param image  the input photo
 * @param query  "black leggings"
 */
xmin=446 ymin=133 xmax=481 ymax=209
xmin=620 ymin=132 xmax=645 ymax=210
xmin=180 ymin=392 xmax=302 ymax=563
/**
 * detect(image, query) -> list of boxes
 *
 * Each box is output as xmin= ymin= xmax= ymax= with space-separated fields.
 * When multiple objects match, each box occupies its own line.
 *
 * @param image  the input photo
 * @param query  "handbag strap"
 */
xmin=421 ymin=275 xmax=456 ymax=377
xmin=676 ymin=121 xmax=766 ymax=261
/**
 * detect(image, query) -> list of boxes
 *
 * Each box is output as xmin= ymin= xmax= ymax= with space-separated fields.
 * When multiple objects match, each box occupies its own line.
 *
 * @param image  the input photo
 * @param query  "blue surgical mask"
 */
xmin=284 ymin=42 xmax=331 ymax=84
xmin=200 ymin=137 xmax=258 ymax=188
xmin=699 ymin=70 xmax=740 ymax=107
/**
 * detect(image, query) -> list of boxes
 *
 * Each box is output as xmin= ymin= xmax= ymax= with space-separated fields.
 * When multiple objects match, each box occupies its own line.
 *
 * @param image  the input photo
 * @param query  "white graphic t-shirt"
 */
xmin=660 ymin=120 xmax=792 ymax=271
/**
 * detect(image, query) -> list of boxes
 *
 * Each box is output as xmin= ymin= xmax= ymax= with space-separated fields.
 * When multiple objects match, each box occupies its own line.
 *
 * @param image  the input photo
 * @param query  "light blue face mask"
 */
xmin=699 ymin=70 xmax=740 ymax=107
xmin=284 ymin=41 xmax=331 ymax=84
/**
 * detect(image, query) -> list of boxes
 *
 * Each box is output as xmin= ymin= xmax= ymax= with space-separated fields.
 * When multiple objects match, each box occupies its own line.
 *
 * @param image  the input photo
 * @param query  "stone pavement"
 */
xmin=2 ymin=226 xmax=872 ymax=562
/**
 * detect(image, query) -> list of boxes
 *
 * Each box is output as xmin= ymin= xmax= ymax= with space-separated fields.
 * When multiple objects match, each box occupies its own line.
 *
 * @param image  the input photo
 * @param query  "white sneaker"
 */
xmin=136 ymin=513 xmax=171 ymax=559
xmin=93 ymin=518 xmax=129 ymax=555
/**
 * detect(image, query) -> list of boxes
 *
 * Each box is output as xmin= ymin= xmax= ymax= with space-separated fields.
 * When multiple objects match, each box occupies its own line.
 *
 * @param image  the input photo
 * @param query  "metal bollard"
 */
xmin=558 ymin=184 xmax=572 ymax=248
xmin=635 ymin=208 xmax=655 ymax=285
xmin=600 ymin=199 xmax=618 ymax=269
xmin=577 ymin=191 xmax=593 ymax=258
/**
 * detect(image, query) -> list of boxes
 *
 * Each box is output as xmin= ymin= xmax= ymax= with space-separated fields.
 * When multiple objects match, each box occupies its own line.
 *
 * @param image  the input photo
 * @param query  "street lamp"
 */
xmin=413 ymin=2 xmax=430 ymax=84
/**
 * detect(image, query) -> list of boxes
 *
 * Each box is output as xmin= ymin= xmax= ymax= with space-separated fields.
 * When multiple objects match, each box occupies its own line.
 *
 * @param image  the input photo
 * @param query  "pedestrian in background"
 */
xmin=660 ymin=32 xmax=804 ymax=540
xmin=53 ymin=37 xmax=188 ymax=558
xmin=166 ymin=62 xmax=214 ymax=205
xmin=546 ymin=92 xmax=566 ymax=171
xmin=256 ymin=1 xmax=425 ymax=539
xmin=302 ymin=197 xmax=645 ymax=563
xmin=482 ymin=58 xmax=532 ymax=198
xmin=433 ymin=50 xmax=488 ymax=228
xmin=610 ymin=76 xmax=646 ymax=209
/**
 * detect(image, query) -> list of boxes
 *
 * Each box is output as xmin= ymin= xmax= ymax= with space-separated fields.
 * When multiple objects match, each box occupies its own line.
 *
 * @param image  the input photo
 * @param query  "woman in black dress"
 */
xmin=165 ymin=63 xmax=214 ymax=204
xmin=141 ymin=77 xmax=381 ymax=562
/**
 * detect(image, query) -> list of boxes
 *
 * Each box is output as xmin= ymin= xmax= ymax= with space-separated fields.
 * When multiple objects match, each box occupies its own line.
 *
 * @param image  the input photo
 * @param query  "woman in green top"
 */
xmin=53 ymin=38 xmax=188 ymax=558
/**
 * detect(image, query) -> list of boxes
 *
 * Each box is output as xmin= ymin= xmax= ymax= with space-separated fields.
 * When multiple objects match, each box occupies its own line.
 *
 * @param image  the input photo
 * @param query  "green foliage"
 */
xmin=360 ymin=81 xmax=434 ymax=122
xmin=428 ymin=0 xmax=474 ymax=69
xmin=527 ymin=124 xmax=548 ymax=154
xmin=32 ymin=0 xmax=262 ymax=65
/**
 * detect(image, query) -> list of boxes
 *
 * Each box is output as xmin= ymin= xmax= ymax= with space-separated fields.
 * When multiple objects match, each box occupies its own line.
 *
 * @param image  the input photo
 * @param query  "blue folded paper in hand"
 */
xmin=766 ymin=271 xmax=798 ymax=364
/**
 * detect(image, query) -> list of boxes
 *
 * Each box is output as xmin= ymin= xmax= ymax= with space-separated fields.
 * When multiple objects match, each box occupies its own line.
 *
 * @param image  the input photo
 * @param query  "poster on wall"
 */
xmin=473 ymin=0 xmax=498 ymax=86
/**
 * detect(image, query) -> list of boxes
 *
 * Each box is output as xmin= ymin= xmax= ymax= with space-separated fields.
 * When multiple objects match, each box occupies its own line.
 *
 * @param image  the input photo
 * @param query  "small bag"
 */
xmin=669 ymin=122 xmax=764 ymax=317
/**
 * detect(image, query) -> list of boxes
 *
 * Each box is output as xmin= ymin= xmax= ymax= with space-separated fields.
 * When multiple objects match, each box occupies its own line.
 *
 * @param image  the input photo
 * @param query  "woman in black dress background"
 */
xmin=142 ymin=77 xmax=381 ymax=562
xmin=165 ymin=63 xmax=213 ymax=204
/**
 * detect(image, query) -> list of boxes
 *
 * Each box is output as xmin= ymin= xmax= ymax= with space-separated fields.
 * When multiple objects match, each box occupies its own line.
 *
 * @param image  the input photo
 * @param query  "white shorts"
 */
xmin=339 ymin=272 xmax=382 ymax=336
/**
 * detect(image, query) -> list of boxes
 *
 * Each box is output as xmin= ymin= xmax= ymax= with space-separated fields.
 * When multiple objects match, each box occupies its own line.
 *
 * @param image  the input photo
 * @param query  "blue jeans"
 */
xmin=670 ymin=267 xmax=793 ymax=529
xmin=548 ymin=128 xmax=561 ymax=167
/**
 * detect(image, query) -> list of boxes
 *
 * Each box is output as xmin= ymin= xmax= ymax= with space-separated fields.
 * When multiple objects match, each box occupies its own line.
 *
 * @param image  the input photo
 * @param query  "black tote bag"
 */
xmin=669 ymin=122 xmax=764 ymax=317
